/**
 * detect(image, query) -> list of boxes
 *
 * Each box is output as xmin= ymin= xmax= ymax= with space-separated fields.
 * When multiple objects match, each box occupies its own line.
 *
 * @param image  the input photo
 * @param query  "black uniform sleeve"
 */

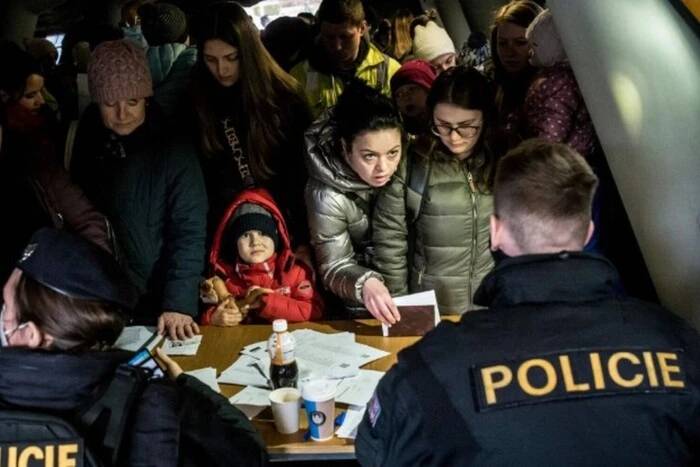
xmin=355 ymin=367 xmax=427 ymax=466
xmin=176 ymin=374 xmax=269 ymax=466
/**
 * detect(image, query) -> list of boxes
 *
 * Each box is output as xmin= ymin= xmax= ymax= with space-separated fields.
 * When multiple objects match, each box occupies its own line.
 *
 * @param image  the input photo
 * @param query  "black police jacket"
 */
xmin=356 ymin=252 xmax=700 ymax=466
xmin=0 ymin=348 xmax=268 ymax=466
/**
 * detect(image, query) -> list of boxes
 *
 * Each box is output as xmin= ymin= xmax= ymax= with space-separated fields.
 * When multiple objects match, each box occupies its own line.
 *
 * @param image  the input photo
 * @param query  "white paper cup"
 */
xmin=269 ymin=388 xmax=301 ymax=434
xmin=302 ymin=380 xmax=336 ymax=441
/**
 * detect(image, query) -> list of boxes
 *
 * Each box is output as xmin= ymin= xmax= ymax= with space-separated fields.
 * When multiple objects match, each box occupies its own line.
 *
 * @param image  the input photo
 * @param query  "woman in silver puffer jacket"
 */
xmin=304 ymin=80 xmax=403 ymax=325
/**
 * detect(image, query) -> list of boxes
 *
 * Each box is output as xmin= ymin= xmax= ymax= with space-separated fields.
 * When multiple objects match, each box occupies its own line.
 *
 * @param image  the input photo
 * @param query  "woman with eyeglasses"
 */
xmin=373 ymin=66 xmax=495 ymax=315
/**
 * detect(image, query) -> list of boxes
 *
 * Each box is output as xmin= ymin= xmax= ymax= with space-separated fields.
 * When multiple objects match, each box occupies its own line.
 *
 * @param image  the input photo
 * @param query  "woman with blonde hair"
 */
xmin=189 ymin=2 xmax=313 ymax=251
xmin=388 ymin=8 xmax=414 ymax=62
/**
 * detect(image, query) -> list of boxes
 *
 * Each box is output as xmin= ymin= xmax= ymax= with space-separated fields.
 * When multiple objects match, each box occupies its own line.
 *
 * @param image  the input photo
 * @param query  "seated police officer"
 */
xmin=356 ymin=139 xmax=700 ymax=466
xmin=0 ymin=228 xmax=268 ymax=466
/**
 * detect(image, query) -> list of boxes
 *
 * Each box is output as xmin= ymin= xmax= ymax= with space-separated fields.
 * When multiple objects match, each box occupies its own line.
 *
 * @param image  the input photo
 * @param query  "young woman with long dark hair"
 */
xmin=189 ymin=2 xmax=313 ymax=252
xmin=373 ymin=66 xmax=495 ymax=315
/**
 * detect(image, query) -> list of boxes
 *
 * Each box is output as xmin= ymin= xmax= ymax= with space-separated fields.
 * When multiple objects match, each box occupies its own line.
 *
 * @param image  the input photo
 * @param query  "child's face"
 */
xmin=237 ymin=230 xmax=275 ymax=264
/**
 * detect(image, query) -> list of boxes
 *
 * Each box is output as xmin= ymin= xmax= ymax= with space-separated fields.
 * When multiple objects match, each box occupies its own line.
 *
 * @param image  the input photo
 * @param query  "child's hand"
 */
xmin=243 ymin=286 xmax=274 ymax=309
xmin=211 ymin=297 xmax=244 ymax=326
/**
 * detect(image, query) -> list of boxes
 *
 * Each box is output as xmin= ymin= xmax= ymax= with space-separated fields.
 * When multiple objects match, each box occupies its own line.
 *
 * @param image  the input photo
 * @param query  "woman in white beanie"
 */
xmin=410 ymin=15 xmax=457 ymax=74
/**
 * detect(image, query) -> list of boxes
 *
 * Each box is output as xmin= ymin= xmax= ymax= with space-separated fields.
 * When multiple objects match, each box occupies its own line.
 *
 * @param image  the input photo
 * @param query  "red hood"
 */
xmin=210 ymin=188 xmax=294 ymax=277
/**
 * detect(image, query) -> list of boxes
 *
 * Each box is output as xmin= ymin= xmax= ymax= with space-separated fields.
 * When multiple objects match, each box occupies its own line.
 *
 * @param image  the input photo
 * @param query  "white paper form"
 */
xmin=114 ymin=326 xmax=162 ymax=352
xmin=218 ymin=355 xmax=271 ymax=388
xmin=229 ymin=386 xmax=272 ymax=406
xmin=185 ymin=367 xmax=220 ymax=393
xmin=335 ymin=405 xmax=366 ymax=439
xmin=161 ymin=335 xmax=203 ymax=356
xmin=292 ymin=330 xmax=390 ymax=368
xmin=382 ymin=290 xmax=441 ymax=337
xmin=229 ymin=386 xmax=272 ymax=420
xmin=334 ymin=370 xmax=385 ymax=406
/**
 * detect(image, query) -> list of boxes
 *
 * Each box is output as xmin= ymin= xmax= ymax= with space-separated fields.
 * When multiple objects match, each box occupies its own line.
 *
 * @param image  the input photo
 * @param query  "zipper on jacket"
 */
xmin=467 ymin=170 xmax=478 ymax=303
xmin=417 ymin=266 xmax=425 ymax=287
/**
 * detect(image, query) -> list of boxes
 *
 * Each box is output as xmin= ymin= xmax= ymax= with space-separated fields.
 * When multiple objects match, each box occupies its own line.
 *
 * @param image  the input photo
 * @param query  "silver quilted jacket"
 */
xmin=303 ymin=110 xmax=382 ymax=313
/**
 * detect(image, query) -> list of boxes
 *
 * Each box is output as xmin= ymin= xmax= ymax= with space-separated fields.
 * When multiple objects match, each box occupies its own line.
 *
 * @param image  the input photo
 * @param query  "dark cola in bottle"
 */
xmin=268 ymin=319 xmax=299 ymax=389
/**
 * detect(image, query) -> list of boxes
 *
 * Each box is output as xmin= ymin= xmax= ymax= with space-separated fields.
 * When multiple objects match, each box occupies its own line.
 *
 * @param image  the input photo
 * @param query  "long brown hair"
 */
xmin=490 ymin=1 xmax=543 ymax=116
xmin=426 ymin=66 xmax=494 ymax=191
xmin=389 ymin=9 xmax=413 ymax=61
xmin=191 ymin=2 xmax=309 ymax=181
xmin=15 ymin=274 xmax=127 ymax=352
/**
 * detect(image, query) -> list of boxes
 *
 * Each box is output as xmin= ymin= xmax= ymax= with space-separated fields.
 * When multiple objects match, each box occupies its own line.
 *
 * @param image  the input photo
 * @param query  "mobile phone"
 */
xmin=128 ymin=348 xmax=167 ymax=380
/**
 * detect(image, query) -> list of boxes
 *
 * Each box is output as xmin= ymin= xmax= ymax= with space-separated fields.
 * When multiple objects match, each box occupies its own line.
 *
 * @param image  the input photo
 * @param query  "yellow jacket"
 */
xmin=291 ymin=43 xmax=400 ymax=117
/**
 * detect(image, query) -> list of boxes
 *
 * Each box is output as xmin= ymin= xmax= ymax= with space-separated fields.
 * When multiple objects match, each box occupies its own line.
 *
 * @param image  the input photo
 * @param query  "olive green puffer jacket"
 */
xmin=373 ymin=139 xmax=494 ymax=315
xmin=304 ymin=110 xmax=383 ymax=315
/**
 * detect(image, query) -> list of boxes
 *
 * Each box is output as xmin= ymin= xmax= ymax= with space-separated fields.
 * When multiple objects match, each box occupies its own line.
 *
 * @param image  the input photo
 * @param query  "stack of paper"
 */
xmin=218 ymin=355 xmax=271 ymax=388
xmin=334 ymin=370 xmax=384 ymax=406
xmin=162 ymin=335 xmax=203 ymax=356
xmin=113 ymin=326 xmax=162 ymax=352
xmin=236 ymin=329 xmax=389 ymax=385
xmin=185 ymin=367 xmax=220 ymax=393
xmin=335 ymin=405 xmax=367 ymax=439
xmin=229 ymin=386 xmax=272 ymax=420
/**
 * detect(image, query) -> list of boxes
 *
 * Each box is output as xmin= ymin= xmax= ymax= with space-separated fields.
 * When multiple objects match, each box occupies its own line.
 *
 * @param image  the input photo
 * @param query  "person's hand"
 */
xmin=153 ymin=347 xmax=183 ymax=380
xmin=244 ymin=286 xmax=272 ymax=310
xmin=362 ymin=278 xmax=401 ymax=326
xmin=157 ymin=311 xmax=200 ymax=340
xmin=211 ymin=298 xmax=245 ymax=326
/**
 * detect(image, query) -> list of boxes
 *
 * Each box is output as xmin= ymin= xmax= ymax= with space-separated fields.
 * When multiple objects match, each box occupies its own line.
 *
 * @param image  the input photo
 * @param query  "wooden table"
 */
xmin=172 ymin=319 xmax=455 ymax=461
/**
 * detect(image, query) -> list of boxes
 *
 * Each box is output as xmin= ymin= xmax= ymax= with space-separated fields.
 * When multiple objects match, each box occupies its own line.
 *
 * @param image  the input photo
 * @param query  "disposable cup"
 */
xmin=302 ymin=380 xmax=336 ymax=441
xmin=269 ymin=387 xmax=301 ymax=434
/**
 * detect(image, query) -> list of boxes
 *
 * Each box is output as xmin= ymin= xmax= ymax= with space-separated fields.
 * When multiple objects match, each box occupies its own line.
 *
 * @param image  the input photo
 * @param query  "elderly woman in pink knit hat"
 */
xmin=70 ymin=39 xmax=208 ymax=341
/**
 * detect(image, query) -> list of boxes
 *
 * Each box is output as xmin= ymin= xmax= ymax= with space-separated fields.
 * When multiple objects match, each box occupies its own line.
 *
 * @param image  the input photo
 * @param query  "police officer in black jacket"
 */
xmin=356 ymin=139 xmax=700 ymax=466
xmin=0 ymin=228 xmax=268 ymax=466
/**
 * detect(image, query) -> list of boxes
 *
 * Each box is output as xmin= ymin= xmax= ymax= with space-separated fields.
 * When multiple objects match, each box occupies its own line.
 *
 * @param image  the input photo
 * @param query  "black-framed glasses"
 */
xmin=431 ymin=123 xmax=482 ymax=139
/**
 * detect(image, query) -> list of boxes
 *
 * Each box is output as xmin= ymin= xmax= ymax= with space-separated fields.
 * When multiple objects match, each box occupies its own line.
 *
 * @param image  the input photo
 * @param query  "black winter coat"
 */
xmin=0 ymin=348 xmax=268 ymax=466
xmin=357 ymin=253 xmax=700 ymax=466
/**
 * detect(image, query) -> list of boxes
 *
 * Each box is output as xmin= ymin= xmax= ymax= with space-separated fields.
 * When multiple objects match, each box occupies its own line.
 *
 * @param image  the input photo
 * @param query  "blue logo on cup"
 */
xmin=310 ymin=411 xmax=326 ymax=426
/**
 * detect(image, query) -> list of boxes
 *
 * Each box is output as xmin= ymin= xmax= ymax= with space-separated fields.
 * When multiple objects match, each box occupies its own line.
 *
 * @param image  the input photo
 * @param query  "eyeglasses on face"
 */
xmin=430 ymin=123 xmax=482 ymax=139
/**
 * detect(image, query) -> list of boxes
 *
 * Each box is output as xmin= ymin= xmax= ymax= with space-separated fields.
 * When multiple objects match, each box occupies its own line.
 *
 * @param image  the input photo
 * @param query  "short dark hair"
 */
xmin=334 ymin=78 xmax=402 ymax=152
xmin=317 ymin=0 xmax=365 ymax=26
xmin=494 ymin=139 xmax=598 ymax=251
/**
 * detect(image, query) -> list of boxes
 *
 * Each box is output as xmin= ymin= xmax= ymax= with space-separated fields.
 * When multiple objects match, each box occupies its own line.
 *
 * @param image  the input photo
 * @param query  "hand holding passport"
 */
xmin=382 ymin=291 xmax=440 ymax=337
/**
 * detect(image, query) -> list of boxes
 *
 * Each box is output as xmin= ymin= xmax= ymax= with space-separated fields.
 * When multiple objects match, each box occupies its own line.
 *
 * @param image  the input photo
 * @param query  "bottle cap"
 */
xmin=272 ymin=319 xmax=288 ymax=332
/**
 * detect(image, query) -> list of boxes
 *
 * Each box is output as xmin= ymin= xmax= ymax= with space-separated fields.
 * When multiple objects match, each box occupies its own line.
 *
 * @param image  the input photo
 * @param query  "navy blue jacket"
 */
xmin=356 ymin=253 xmax=700 ymax=466
xmin=72 ymin=103 xmax=207 ymax=324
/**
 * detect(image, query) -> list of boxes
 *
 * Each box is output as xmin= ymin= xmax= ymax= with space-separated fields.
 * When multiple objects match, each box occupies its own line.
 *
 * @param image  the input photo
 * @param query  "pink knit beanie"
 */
xmin=390 ymin=60 xmax=437 ymax=95
xmin=88 ymin=40 xmax=153 ymax=104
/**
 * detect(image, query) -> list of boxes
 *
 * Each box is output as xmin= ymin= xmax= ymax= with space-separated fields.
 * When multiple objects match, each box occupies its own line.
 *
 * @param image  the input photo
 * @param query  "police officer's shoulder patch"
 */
xmin=368 ymin=391 xmax=382 ymax=427
xmin=472 ymin=347 xmax=689 ymax=412
xmin=0 ymin=439 xmax=84 ymax=467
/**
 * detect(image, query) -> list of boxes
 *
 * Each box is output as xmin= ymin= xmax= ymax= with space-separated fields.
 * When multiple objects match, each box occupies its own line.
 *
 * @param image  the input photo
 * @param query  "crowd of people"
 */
xmin=1 ymin=0 xmax=699 ymax=464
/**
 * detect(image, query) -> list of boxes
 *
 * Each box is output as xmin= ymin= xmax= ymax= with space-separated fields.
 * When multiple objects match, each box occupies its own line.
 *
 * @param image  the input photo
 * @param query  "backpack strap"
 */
xmin=405 ymin=156 xmax=431 ymax=271
xmin=405 ymin=156 xmax=431 ymax=226
xmin=76 ymin=364 xmax=146 ymax=466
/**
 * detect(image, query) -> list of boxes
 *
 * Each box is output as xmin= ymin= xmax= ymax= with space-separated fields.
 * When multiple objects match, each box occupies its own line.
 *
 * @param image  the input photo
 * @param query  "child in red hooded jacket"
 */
xmin=201 ymin=188 xmax=323 ymax=325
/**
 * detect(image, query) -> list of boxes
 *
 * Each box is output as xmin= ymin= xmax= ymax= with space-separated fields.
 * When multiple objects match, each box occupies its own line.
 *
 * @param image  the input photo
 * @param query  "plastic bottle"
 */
xmin=267 ymin=319 xmax=299 ymax=389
